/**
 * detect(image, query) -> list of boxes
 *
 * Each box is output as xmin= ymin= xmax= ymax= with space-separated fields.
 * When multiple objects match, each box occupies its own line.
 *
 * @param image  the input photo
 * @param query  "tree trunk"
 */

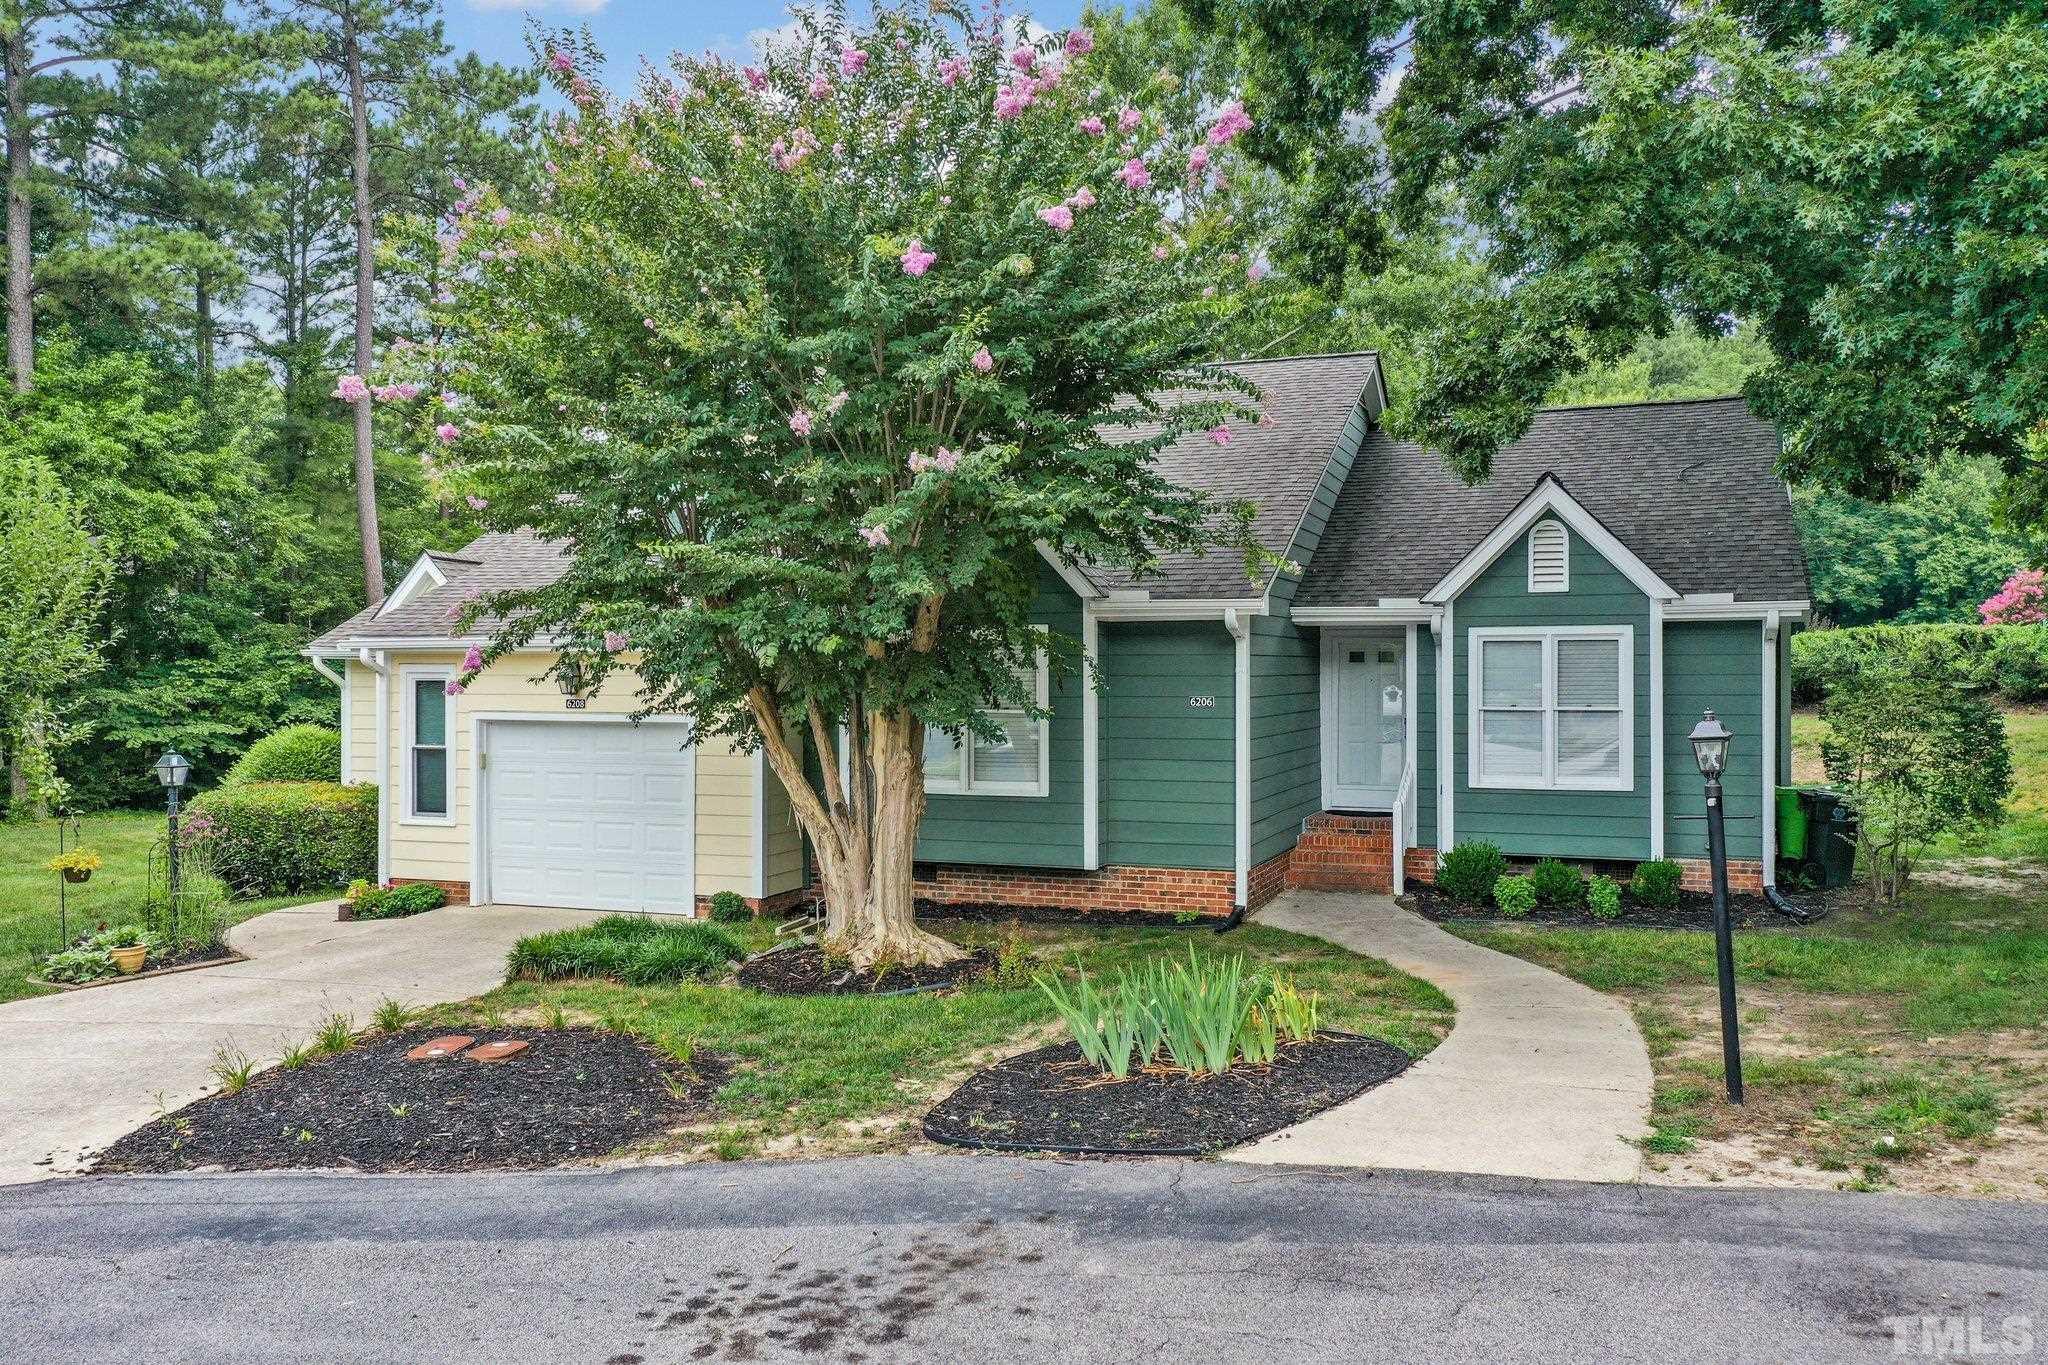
xmin=4 ymin=25 xmax=34 ymax=394
xmin=343 ymin=8 xmax=385 ymax=605
xmin=194 ymin=268 xmax=213 ymax=387
xmin=749 ymin=691 xmax=964 ymax=971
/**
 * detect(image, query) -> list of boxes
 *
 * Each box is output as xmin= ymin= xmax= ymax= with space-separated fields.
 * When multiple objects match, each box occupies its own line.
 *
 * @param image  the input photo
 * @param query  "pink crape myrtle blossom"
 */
xmin=901 ymin=239 xmax=938 ymax=276
xmin=443 ymin=680 xmax=466 ymax=696
xmin=1066 ymin=186 xmax=1096 ymax=210
xmin=938 ymin=56 xmax=969 ymax=86
xmin=332 ymin=374 xmax=370 ymax=402
xmin=826 ymin=389 xmax=850 ymax=414
xmin=462 ymin=645 xmax=485 ymax=672
xmin=1152 ymin=243 xmax=1170 ymax=261
xmin=1246 ymin=260 xmax=1269 ymax=283
xmin=1981 ymin=568 xmax=2048 ymax=624
xmin=1065 ymin=28 xmax=1094 ymax=56
xmin=1117 ymin=158 xmax=1151 ymax=190
xmin=491 ymin=207 xmax=511 ymax=225
xmin=839 ymin=47 xmax=869 ymax=77
xmin=971 ymin=346 xmax=994 ymax=373
xmin=807 ymin=73 xmax=832 ymax=99
xmin=548 ymin=49 xmax=573 ymax=74
xmin=1008 ymin=45 xmax=1036 ymax=71
xmin=860 ymin=524 xmax=890 ymax=548
xmin=603 ymin=630 xmax=632 ymax=653
xmin=994 ymin=84 xmax=1030 ymax=119
xmin=1206 ymin=100 xmax=1253 ymax=147
xmin=1118 ymin=106 xmax=1142 ymax=133
xmin=1036 ymin=204 xmax=1074 ymax=231
xmin=435 ymin=422 xmax=461 ymax=445
xmin=1188 ymin=144 xmax=1211 ymax=176
xmin=1079 ymin=115 xmax=1105 ymax=136
xmin=1208 ymin=425 xmax=1231 ymax=445
xmin=932 ymin=446 xmax=961 ymax=472
xmin=465 ymin=494 xmax=489 ymax=511
xmin=789 ymin=408 xmax=814 ymax=437
xmin=743 ymin=65 xmax=767 ymax=91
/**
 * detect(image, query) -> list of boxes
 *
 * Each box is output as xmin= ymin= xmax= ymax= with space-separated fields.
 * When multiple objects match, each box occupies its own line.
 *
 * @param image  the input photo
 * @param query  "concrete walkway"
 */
xmin=1229 ymin=890 xmax=1651 ymax=1181
xmin=0 ymin=900 xmax=588 ymax=1185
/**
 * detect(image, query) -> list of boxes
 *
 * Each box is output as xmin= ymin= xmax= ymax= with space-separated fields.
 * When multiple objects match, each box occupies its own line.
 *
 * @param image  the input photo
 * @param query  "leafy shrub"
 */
xmin=38 ymin=924 xmax=166 ymax=983
xmin=1528 ymin=858 xmax=1586 ymax=907
xmin=1587 ymin=874 xmax=1623 ymax=920
xmin=1436 ymin=841 xmax=1508 ymax=905
xmin=1035 ymin=947 xmax=1321 ymax=1079
xmin=1492 ymin=875 xmax=1536 ymax=918
xmin=707 ymin=890 xmax=751 ymax=923
xmin=353 ymin=882 xmax=447 ymax=920
xmin=1791 ymin=623 xmax=2048 ymax=705
xmin=222 ymin=725 xmax=343 ymax=786
xmin=507 ymin=915 xmax=744 ymax=986
xmin=1630 ymin=859 xmax=1684 ymax=907
xmin=1821 ymin=667 xmax=2013 ymax=901
xmin=186 ymin=781 xmax=376 ymax=895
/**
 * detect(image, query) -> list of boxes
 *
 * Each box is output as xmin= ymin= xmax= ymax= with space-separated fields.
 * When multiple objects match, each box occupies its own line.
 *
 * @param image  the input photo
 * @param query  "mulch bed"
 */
xmin=736 ymin=944 xmax=996 ymax=996
xmin=1403 ymin=882 xmax=1822 ymax=930
xmin=922 ymin=1031 xmax=1411 ymax=1156
xmin=94 ymin=1026 xmax=724 ymax=1175
xmin=33 ymin=942 xmax=242 ymax=992
xmin=917 ymin=900 xmax=1218 ymax=930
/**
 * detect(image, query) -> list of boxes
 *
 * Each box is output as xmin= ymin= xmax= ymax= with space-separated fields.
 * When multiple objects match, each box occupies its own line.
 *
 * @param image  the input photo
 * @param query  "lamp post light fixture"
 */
xmin=153 ymin=750 xmax=190 ymax=940
xmin=1687 ymin=711 xmax=1744 ymax=1104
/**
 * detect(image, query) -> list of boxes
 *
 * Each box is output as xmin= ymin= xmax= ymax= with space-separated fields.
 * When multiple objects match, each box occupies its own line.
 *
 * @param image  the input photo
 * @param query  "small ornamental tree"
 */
xmin=390 ymin=8 xmax=1276 ymax=967
xmin=1981 ymin=569 xmax=2047 ymax=626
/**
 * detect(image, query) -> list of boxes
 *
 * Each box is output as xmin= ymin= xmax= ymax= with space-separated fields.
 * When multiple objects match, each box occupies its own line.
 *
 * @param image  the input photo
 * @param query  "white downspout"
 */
xmin=310 ymin=654 xmax=349 ymax=784
xmin=1649 ymin=599 xmax=1666 ymax=859
xmin=1082 ymin=601 xmax=1101 ymax=871
xmin=1434 ymin=605 xmax=1453 ymax=856
xmin=1761 ymin=610 xmax=1781 ymax=889
xmin=1225 ymin=608 xmax=1251 ymax=909
xmin=357 ymin=647 xmax=390 ymax=885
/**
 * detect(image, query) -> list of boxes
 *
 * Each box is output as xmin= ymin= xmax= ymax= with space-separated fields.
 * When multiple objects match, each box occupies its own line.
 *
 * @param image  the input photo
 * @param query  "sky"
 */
xmin=440 ymin=1 xmax=1093 ymax=90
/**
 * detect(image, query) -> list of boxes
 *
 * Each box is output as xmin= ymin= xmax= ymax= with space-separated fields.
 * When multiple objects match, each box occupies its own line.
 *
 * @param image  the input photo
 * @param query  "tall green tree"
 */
xmin=419 ymin=11 xmax=1271 ymax=966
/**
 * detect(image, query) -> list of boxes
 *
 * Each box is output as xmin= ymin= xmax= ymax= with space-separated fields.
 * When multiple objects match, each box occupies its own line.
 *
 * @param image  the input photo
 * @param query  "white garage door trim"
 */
xmin=468 ymin=713 xmax=696 ymax=913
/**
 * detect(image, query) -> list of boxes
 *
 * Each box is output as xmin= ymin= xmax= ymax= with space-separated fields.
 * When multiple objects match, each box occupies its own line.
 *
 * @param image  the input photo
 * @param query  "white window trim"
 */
xmin=399 ymin=664 xmax=457 ymax=825
xmin=1467 ymin=625 xmax=1634 ymax=793
xmin=1527 ymin=520 xmax=1570 ymax=594
xmin=925 ymin=651 xmax=1051 ymax=799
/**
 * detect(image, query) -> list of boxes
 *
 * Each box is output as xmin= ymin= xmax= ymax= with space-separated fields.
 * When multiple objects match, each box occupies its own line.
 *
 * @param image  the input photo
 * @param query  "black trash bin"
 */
xmin=1800 ymin=789 xmax=1859 ymax=889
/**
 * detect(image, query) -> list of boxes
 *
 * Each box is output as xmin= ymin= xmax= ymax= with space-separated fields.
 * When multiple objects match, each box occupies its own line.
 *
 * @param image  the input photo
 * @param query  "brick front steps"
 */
xmin=1285 ymin=814 xmax=1394 ymax=894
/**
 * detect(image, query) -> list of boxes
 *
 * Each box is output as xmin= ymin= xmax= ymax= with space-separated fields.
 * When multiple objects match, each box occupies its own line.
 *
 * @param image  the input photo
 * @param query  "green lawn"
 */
xmin=0 ymin=811 xmax=323 ymax=1004
xmin=453 ymin=918 xmax=1455 ymax=1161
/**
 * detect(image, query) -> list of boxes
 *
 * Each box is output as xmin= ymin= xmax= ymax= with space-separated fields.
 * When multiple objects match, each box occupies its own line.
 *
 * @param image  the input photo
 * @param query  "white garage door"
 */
xmin=483 ymin=721 xmax=695 ymax=913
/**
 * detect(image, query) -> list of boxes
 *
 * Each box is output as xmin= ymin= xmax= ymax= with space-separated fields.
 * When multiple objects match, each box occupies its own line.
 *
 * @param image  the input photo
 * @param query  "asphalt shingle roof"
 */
xmin=307 ymin=530 xmax=571 ymax=651
xmin=1294 ymin=397 xmax=1812 ymax=607
xmin=1092 ymin=351 xmax=1384 ymax=600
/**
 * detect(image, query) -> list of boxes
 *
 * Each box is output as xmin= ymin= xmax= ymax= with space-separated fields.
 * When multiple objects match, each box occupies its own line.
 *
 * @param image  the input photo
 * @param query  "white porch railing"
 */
xmin=1391 ymin=756 xmax=1416 ymax=895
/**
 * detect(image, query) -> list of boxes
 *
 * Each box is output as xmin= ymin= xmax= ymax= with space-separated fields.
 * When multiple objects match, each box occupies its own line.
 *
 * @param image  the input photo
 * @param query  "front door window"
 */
xmin=1331 ymin=632 xmax=1405 ymax=810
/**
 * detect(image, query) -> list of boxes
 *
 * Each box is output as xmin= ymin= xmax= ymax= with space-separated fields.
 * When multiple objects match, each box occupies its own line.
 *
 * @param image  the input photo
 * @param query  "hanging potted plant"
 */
xmin=47 ymin=849 xmax=103 ymax=885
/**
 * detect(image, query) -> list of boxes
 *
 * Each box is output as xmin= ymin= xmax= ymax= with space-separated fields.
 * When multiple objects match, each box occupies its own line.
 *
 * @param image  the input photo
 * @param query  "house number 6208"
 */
xmin=1187 ymin=694 xmax=1216 ymax=708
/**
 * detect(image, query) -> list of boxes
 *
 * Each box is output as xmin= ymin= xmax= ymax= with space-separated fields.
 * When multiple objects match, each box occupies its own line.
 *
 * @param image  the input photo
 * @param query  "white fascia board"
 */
xmin=1664 ymin=598 xmax=1812 ymax=622
xmin=1035 ymin=543 xmax=1104 ymax=599
xmin=1090 ymin=597 xmax=1268 ymax=622
xmin=1290 ymin=605 xmax=1443 ymax=626
xmin=1425 ymin=476 xmax=1678 ymax=604
xmin=377 ymin=554 xmax=448 ymax=617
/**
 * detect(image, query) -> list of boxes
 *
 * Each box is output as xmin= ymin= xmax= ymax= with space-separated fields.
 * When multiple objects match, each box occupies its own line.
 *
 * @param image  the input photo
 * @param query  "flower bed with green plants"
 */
xmin=507 ymin=915 xmax=747 ymax=986
xmin=34 ymin=920 xmax=237 ymax=986
xmin=920 ymin=945 xmax=1414 ymax=1155
xmin=343 ymin=881 xmax=448 ymax=921
xmin=1407 ymin=842 xmax=1796 ymax=931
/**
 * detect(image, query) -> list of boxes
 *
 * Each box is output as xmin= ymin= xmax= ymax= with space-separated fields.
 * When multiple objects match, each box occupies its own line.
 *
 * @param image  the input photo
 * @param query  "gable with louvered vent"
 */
xmin=1527 ymin=520 xmax=1569 ymax=593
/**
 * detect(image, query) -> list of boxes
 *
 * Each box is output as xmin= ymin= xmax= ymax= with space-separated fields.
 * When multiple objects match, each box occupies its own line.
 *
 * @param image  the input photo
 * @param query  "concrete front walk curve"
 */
xmin=0 ymin=900 xmax=590 ymax=1185
xmin=1229 ymin=890 xmax=1651 ymax=1182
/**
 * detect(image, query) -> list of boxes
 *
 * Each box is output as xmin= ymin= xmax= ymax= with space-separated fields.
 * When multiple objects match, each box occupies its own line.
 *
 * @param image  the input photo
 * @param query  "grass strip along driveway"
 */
xmin=447 ymin=918 xmax=1454 ymax=1164
xmin=1456 ymin=887 xmax=2048 ymax=1199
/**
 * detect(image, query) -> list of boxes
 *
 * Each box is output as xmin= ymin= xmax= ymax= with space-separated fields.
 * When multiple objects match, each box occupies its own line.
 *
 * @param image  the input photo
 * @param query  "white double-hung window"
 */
xmin=1469 ymin=627 xmax=1633 ymax=791
xmin=923 ymin=654 xmax=1050 ymax=797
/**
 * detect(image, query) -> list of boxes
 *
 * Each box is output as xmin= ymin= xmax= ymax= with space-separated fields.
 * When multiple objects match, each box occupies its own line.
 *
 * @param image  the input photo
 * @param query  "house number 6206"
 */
xmin=1187 ymin=694 xmax=1217 ymax=708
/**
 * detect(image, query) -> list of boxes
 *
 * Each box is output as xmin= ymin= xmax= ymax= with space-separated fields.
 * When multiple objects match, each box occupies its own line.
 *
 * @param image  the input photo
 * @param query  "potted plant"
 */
xmin=47 ymin=849 xmax=103 ymax=885
xmin=92 ymin=924 xmax=154 ymax=975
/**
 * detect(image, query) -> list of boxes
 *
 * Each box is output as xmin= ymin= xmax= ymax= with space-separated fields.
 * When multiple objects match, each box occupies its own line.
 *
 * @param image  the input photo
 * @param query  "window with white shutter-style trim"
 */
xmin=1528 ymin=520 xmax=1570 ymax=593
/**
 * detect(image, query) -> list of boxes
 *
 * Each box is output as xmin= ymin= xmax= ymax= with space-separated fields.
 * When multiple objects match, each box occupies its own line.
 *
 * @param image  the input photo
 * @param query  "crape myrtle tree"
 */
xmin=397 ymin=6 xmax=1278 ymax=967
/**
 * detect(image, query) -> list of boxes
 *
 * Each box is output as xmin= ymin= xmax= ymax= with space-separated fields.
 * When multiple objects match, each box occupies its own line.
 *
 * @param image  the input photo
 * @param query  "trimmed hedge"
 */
xmin=1791 ymin=624 xmax=2048 ymax=705
xmin=354 ymin=883 xmax=447 ymax=920
xmin=187 ymin=781 xmax=377 ymax=896
xmin=222 ymin=724 xmax=343 ymax=785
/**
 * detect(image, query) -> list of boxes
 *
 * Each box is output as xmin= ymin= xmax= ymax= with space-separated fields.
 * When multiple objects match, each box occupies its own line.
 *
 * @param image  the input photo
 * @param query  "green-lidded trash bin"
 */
xmin=1801 ymin=788 xmax=1859 ymax=889
xmin=1776 ymin=787 xmax=1808 ymax=862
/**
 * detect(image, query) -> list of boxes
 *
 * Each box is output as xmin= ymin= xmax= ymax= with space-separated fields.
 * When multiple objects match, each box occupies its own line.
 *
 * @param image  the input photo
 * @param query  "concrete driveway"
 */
xmin=0 ymin=900 xmax=589 ymax=1184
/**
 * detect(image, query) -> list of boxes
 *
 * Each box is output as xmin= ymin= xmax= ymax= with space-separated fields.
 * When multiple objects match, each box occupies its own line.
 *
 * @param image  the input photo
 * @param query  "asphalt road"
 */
xmin=4 ymin=1156 xmax=2045 ymax=1363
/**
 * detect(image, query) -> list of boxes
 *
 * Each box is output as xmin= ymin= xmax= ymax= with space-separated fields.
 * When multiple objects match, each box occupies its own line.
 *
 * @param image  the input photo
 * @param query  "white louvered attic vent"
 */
xmin=1527 ymin=520 xmax=1570 ymax=593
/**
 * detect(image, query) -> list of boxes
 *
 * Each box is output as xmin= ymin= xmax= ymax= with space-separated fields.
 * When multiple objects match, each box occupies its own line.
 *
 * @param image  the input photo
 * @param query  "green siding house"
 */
xmin=909 ymin=351 xmax=1810 ymax=913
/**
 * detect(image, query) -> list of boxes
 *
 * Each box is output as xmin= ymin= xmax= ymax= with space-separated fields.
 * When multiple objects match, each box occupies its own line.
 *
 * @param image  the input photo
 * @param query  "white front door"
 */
xmin=1327 ymin=631 xmax=1407 ymax=810
xmin=483 ymin=721 xmax=695 ymax=913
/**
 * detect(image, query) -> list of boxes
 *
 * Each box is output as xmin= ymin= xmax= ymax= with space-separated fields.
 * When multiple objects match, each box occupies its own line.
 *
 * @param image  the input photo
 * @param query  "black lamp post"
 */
xmin=153 ymin=750 xmax=190 ymax=939
xmin=1688 ymin=710 xmax=1744 ymax=1104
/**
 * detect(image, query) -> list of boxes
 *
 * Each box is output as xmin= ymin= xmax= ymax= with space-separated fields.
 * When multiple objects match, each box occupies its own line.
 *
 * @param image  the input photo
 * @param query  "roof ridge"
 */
xmin=1216 ymin=349 xmax=1380 ymax=368
xmin=1537 ymin=393 xmax=1749 ymax=415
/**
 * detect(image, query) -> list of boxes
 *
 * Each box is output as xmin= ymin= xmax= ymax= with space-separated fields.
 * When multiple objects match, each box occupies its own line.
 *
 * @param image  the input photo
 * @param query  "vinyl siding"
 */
xmin=914 ymin=561 xmax=1087 ymax=868
xmin=1099 ymin=621 xmax=1236 ymax=869
xmin=762 ymin=745 xmax=806 ymax=895
xmin=345 ymin=661 xmax=377 ymax=785
xmin=370 ymin=650 xmax=764 ymax=897
xmin=1451 ymin=526 xmax=1654 ymax=860
xmin=1663 ymin=621 xmax=1766 ymax=862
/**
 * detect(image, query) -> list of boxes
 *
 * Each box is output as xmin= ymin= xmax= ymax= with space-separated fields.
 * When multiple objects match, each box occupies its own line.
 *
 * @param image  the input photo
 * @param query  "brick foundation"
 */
xmin=694 ymin=886 xmax=812 ymax=919
xmin=1676 ymin=858 xmax=1766 ymax=894
xmin=1404 ymin=846 xmax=1439 ymax=885
xmin=391 ymin=877 xmax=472 ymax=905
xmin=896 ymin=852 xmax=1296 ymax=919
xmin=1284 ymin=813 xmax=1394 ymax=893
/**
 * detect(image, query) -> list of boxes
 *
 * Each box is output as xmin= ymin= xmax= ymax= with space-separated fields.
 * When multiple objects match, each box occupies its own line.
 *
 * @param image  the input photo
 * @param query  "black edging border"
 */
xmin=920 ymin=1030 xmax=1411 ymax=1159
